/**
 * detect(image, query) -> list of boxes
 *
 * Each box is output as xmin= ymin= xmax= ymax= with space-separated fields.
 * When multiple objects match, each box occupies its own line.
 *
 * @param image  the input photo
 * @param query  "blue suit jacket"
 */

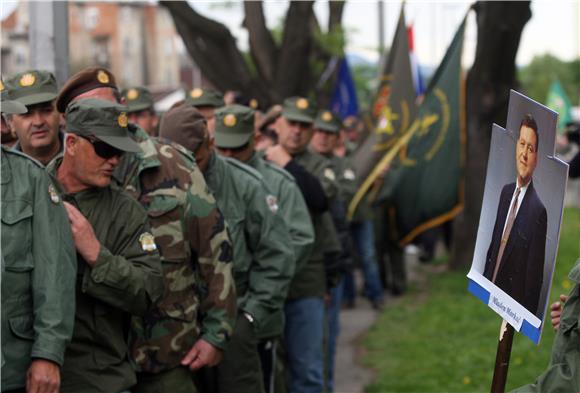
xmin=483 ymin=181 xmax=547 ymax=316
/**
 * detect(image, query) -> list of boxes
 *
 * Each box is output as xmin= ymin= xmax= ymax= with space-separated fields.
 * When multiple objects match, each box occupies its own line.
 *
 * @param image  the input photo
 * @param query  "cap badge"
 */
xmin=190 ymin=88 xmax=203 ymax=98
xmin=97 ymin=70 xmax=110 ymax=84
xmin=249 ymin=99 xmax=258 ymax=109
xmin=296 ymin=98 xmax=309 ymax=109
xmin=139 ymin=232 xmax=158 ymax=252
xmin=223 ymin=113 xmax=237 ymax=127
xmin=19 ymin=73 xmax=36 ymax=87
xmin=0 ymin=80 xmax=4 ymax=92
xmin=322 ymin=111 xmax=332 ymax=122
xmin=118 ymin=112 xmax=128 ymax=127
xmin=127 ymin=89 xmax=139 ymax=100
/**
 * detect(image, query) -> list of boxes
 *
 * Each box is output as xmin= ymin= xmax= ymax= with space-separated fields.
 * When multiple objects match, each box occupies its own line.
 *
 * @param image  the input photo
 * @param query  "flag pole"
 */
xmin=490 ymin=320 xmax=515 ymax=393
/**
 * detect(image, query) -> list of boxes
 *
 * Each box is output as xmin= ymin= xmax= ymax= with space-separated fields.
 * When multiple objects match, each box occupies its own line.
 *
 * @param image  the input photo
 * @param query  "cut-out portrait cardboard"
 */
xmin=468 ymin=90 xmax=569 ymax=344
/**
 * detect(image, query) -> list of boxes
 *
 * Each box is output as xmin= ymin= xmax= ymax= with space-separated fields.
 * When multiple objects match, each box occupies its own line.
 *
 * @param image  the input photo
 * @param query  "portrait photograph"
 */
xmin=467 ymin=90 xmax=569 ymax=344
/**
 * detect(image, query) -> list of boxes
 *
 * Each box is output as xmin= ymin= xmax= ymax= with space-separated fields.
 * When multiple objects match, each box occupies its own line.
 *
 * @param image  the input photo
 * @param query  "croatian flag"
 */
xmin=407 ymin=24 xmax=425 ymax=97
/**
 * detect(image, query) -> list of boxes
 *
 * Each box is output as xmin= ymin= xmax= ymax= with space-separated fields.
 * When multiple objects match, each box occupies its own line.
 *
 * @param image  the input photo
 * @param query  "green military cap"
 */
xmin=5 ymin=70 xmax=58 ymax=106
xmin=185 ymin=87 xmax=224 ymax=108
xmin=314 ymin=110 xmax=342 ymax=133
xmin=281 ymin=96 xmax=316 ymax=124
xmin=122 ymin=86 xmax=154 ymax=113
xmin=1 ymin=78 xmax=26 ymax=114
xmin=214 ymin=104 xmax=255 ymax=149
xmin=65 ymin=98 xmax=140 ymax=153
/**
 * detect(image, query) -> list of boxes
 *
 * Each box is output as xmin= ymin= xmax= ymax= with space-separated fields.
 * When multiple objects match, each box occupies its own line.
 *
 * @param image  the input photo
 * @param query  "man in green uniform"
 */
xmin=4 ymin=70 xmax=63 ymax=165
xmin=160 ymin=104 xmax=295 ymax=393
xmin=121 ymin=86 xmax=159 ymax=137
xmin=512 ymin=258 xmax=580 ymax=392
xmin=212 ymin=104 xmax=315 ymax=392
xmin=49 ymin=99 xmax=164 ymax=393
xmin=185 ymin=87 xmax=224 ymax=136
xmin=1 ymin=97 xmax=76 ymax=393
xmin=266 ymin=97 xmax=341 ymax=393
xmin=55 ymin=68 xmax=237 ymax=393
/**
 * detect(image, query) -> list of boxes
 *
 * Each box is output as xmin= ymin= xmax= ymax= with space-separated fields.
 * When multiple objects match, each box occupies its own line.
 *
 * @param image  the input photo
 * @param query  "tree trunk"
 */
xmin=451 ymin=1 xmax=531 ymax=269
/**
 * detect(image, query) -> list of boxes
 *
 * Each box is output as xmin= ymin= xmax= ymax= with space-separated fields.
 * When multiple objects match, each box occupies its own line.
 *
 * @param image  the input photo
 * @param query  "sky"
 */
xmin=1 ymin=0 xmax=578 ymax=69
xmin=188 ymin=0 xmax=579 ymax=68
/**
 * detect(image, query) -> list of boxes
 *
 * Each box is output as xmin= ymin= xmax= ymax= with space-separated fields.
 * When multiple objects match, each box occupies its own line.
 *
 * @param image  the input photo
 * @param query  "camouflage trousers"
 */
xmin=134 ymin=366 xmax=198 ymax=393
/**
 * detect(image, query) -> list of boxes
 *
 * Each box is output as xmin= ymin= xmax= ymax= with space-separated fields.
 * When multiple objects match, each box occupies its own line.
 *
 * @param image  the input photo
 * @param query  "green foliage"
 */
xmin=363 ymin=207 xmax=580 ymax=392
xmin=314 ymin=27 xmax=347 ymax=57
xmin=518 ymin=55 xmax=580 ymax=105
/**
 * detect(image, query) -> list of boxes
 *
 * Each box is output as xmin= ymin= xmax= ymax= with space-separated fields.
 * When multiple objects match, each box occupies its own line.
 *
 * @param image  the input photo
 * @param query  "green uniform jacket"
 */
xmin=246 ymin=153 xmax=315 ymax=338
xmin=512 ymin=259 xmax=580 ymax=393
xmin=48 ymin=157 xmax=164 ymax=393
xmin=288 ymin=150 xmax=341 ymax=300
xmin=332 ymin=154 xmax=373 ymax=222
xmin=204 ymin=153 xmax=294 ymax=337
xmin=1 ymin=147 xmax=76 ymax=391
xmin=112 ymin=126 xmax=236 ymax=373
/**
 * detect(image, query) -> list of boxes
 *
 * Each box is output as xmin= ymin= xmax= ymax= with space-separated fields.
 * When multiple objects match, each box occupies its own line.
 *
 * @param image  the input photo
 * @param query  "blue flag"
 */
xmin=330 ymin=58 xmax=359 ymax=118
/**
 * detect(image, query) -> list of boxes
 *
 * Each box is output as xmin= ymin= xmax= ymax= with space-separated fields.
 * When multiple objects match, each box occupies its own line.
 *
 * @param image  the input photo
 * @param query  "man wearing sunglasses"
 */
xmin=161 ymin=104 xmax=294 ymax=393
xmin=4 ymin=70 xmax=63 ymax=165
xmin=47 ymin=98 xmax=164 ymax=393
xmin=56 ymin=68 xmax=237 ymax=393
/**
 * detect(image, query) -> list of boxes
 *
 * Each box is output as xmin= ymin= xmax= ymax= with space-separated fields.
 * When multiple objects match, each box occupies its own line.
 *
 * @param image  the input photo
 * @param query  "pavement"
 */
xmin=332 ymin=250 xmax=422 ymax=393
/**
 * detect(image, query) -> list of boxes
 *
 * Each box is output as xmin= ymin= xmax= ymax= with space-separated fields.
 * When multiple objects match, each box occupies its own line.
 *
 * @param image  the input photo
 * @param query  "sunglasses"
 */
xmin=79 ymin=135 xmax=124 ymax=159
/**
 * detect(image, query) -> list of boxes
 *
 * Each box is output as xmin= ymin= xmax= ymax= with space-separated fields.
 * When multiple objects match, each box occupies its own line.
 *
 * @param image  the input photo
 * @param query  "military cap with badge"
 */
xmin=281 ymin=96 xmax=317 ymax=124
xmin=56 ymin=67 xmax=117 ymax=113
xmin=313 ymin=110 xmax=342 ymax=133
xmin=214 ymin=104 xmax=256 ymax=149
xmin=65 ymin=98 xmax=141 ymax=157
xmin=185 ymin=88 xmax=225 ymax=108
xmin=122 ymin=87 xmax=154 ymax=113
xmin=4 ymin=70 xmax=58 ymax=106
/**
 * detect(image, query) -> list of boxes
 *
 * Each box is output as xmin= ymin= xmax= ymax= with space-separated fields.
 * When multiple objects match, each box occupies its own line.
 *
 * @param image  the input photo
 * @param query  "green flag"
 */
xmin=546 ymin=79 xmax=572 ymax=132
xmin=348 ymin=5 xmax=417 ymax=217
xmin=390 ymin=16 xmax=467 ymax=245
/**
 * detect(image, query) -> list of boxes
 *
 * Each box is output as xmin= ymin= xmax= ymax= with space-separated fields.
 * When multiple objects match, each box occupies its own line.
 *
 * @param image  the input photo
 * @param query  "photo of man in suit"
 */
xmin=483 ymin=114 xmax=548 ymax=316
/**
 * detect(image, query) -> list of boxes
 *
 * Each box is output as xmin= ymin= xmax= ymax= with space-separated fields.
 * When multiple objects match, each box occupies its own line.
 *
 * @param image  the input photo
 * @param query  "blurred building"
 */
xmin=1 ymin=0 xmax=204 ymax=93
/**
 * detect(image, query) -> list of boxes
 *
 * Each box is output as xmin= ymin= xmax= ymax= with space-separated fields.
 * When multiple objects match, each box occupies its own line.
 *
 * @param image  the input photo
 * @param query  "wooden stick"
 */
xmin=490 ymin=320 xmax=515 ymax=393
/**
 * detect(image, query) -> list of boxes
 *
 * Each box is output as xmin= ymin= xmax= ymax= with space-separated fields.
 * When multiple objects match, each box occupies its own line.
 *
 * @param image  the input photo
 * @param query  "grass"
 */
xmin=362 ymin=207 xmax=580 ymax=393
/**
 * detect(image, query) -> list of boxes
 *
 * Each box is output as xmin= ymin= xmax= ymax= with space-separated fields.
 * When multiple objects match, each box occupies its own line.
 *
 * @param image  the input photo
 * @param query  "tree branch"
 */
xmin=243 ymin=1 xmax=277 ymax=84
xmin=274 ymin=1 xmax=315 ymax=100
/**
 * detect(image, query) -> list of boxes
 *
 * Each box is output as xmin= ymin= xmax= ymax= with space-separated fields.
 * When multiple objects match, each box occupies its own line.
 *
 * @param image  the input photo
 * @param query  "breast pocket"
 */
xmin=1 ymin=199 xmax=34 ymax=274
xmin=145 ymin=193 xmax=198 ymax=322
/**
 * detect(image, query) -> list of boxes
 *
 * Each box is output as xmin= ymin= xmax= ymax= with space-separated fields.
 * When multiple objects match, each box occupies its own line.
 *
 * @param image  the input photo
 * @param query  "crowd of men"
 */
xmin=1 ymin=67 xmax=402 ymax=393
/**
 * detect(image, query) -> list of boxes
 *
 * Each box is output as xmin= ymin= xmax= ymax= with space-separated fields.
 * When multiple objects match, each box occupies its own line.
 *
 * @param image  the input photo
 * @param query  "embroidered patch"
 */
xmin=266 ymin=195 xmax=279 ymax=214
xmin=48 ymin=184 xmax=60 ymax=204
xmin=139 ymin=232 xmax=157 ymax=252
xmin=324 ymin=168 xmax=336 ymax=181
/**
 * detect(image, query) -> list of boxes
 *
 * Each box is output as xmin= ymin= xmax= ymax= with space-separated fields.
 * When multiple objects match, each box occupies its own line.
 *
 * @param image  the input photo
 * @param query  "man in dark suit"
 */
xmin=484 ymin=114 xmax=547 ymax=316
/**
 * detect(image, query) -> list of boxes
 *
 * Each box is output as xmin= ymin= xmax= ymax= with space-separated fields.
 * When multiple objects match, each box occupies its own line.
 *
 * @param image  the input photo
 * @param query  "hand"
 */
xmin=26 ymin=359 xmax=60 ymax=393
xmin=265 ymin=145 xmax=292 ymax=167
xmin=181 ymin=339 xmax=223 ymax=371
xmin=63 ymin=202 xmax=101 ymax=266
xmin=550 ymin=294 xmax=568 ymax=331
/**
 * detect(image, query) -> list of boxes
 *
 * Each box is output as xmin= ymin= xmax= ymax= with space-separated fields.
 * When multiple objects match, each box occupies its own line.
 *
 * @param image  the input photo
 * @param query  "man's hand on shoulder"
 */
xmin=181 ymin=339 xmax=223 ymax=371
xmin=26 ymin=359 xmax=60 ymax=393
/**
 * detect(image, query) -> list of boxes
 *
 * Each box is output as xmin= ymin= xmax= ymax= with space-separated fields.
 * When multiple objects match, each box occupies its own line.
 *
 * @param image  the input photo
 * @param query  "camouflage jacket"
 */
xmin=113 ymin=125 xmax=236 ymax=373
